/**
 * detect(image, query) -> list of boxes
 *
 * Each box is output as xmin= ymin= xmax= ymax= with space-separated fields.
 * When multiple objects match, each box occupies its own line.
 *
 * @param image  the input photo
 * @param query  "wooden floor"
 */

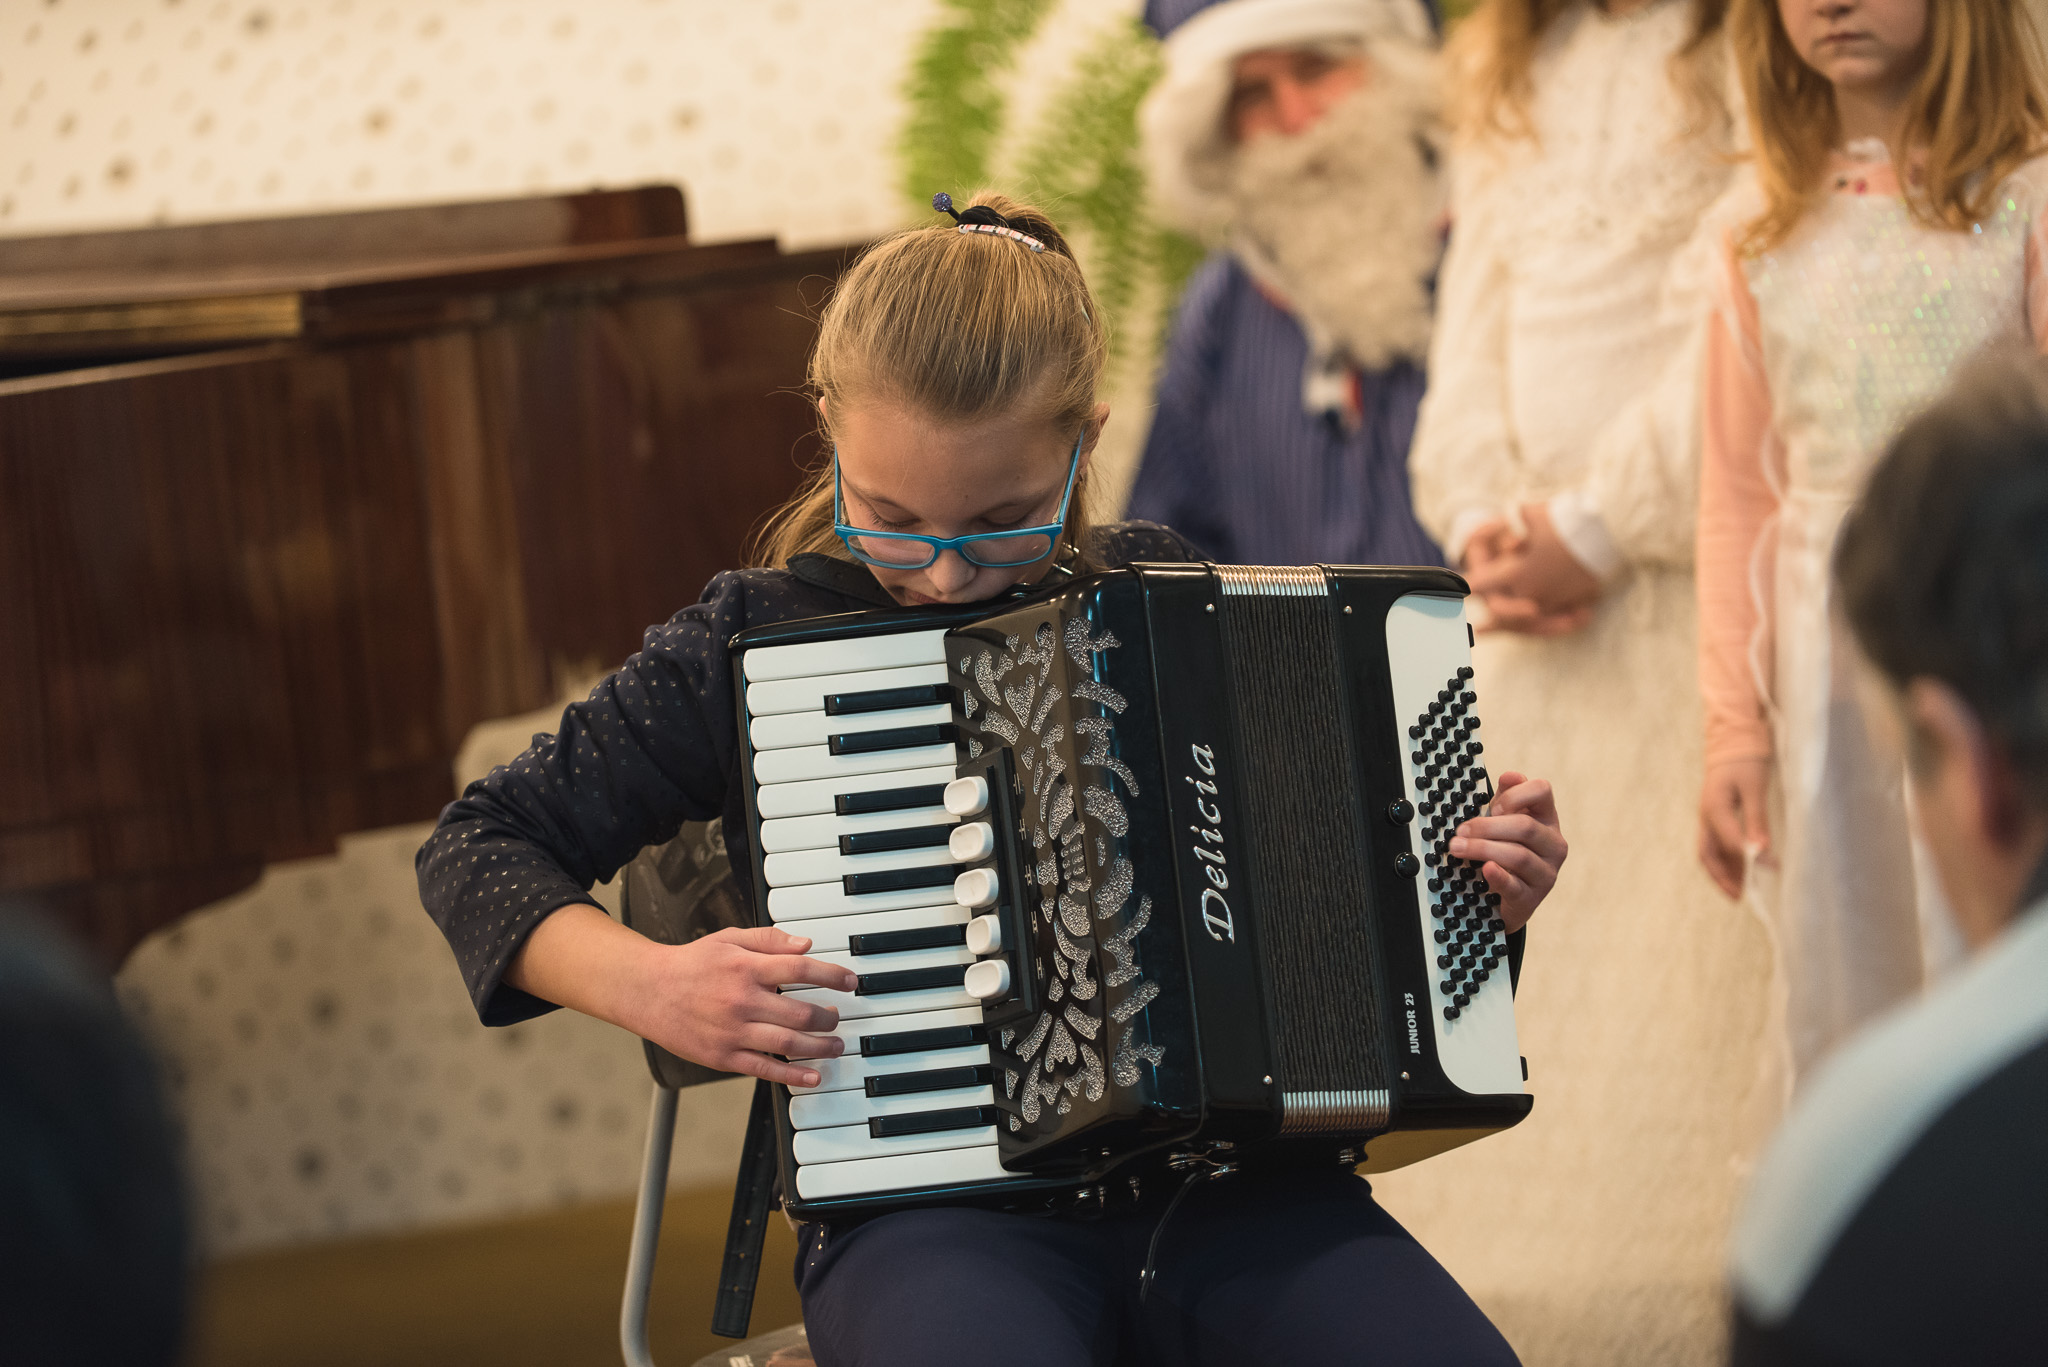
xmin=185 ymin=1188 xmax=805 ymax=1367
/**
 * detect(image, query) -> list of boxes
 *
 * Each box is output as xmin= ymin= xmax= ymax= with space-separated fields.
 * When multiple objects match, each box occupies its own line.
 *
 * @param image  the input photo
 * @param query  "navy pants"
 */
xmin=795 ymin=1166 xmax=1519 ymax=1366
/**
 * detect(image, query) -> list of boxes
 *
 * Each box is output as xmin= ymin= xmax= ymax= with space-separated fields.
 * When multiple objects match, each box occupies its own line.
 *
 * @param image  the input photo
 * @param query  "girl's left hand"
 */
xmin=1448 ymin=771 xmax=1566 ymax=932
xmin=1464 ymin=506 xmax=1602 ymax=636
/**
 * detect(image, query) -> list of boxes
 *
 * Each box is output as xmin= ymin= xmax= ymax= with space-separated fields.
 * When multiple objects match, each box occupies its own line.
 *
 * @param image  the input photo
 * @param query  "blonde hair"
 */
xmin=1448 ymin=0 xmax=1730 ymax=145
xmin=750 ymin=192 xmax=1108 ymax=572
xmin=1732 ymin=0 xmax=2048 ymax=255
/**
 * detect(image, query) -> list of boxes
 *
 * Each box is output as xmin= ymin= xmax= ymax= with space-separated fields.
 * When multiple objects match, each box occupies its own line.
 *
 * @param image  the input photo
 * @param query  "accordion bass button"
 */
xmin=964 ymin=914 xmax=1004 ymax=956
xmin=948 ymin=822 xmax=996 ymax=862
xmin=944 ymin=776 xmax=990 ymax=817
xmin=956 ymin=868 xmax=1001 ymax=908
xmin=964 ymin=958 xmax=1011 ymax=1000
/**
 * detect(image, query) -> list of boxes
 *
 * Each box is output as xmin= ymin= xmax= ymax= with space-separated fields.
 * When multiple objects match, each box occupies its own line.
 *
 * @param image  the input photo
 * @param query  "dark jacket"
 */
xmin=416 ymin=523 xmax=1203 ymax=1025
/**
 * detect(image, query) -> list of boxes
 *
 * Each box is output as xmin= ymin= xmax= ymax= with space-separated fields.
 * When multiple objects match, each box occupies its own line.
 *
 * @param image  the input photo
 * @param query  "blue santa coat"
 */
xmin=1126 ymin=251 xmax=1444 ymax=568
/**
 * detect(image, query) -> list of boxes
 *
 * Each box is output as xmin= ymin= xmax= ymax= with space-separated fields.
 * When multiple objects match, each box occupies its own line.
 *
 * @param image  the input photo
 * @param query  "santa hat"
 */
xmin=1140 ymin=0 xmax=1439 ymax=235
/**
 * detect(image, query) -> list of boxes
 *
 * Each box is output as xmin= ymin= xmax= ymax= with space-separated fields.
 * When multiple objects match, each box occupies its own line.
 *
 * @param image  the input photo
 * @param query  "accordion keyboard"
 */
xmin=741 ymin=629 xmax=1020 ymax=1202
xmin=1385 ymin=595 xmax=1523 ymax=1098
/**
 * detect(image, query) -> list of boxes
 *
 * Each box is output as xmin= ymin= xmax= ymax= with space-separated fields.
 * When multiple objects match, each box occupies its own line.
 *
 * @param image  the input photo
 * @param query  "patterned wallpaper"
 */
xmin=1 ymin=0 xmax=936 ymax=248
xmin=116 ymin=713 xmax=756 ymax=1258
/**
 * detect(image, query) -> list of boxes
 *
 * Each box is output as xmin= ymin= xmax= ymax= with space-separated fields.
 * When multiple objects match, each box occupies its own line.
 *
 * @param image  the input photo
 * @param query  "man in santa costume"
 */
xmin=1130 ymin=0 xmax=1445 ymax=567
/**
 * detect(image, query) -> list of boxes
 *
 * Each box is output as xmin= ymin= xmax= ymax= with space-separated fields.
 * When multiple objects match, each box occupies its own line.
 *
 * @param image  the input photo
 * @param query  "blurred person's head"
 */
xmin=0 ymin=904 xmax=189 ymax=1367
xmin=1835 ymin=354 xmax=2048 ymax=947
xmin=1141 ymin=0 xmax=1444 ymax=369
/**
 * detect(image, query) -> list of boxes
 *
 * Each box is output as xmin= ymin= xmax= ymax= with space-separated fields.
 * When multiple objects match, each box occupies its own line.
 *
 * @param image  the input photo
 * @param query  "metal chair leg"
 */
xmin=621 ymin=1082 xmax=680 ymax=1367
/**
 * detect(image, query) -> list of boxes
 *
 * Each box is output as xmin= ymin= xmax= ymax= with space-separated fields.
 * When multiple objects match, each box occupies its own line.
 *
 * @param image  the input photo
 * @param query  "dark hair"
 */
xmin=0 ymin=904 xmax=190 ymax=1367
xmin=1835 ymin=353 xmax=2048 ymax=802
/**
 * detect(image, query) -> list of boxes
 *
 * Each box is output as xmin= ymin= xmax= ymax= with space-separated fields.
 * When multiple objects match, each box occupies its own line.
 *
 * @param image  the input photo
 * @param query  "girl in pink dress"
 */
xmin=1698 ymin=0 xmax=2048 ymax=1075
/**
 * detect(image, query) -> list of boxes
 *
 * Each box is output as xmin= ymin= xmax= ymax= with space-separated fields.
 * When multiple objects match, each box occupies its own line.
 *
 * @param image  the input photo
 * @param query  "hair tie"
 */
xmin=932 ymin=191 xmax=1047 ymax=253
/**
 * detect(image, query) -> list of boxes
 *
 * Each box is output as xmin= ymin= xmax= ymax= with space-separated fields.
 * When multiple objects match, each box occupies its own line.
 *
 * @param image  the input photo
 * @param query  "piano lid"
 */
xmin=0 ymin=186 xmax=854 ymax=961
xmin=0 ymin=184 xmax=706 ymax=364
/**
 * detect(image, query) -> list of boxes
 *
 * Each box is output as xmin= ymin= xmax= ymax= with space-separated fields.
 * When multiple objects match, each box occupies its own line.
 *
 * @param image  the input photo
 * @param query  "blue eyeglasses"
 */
xmin=833 ymin=432 xmax=1083 ymax=570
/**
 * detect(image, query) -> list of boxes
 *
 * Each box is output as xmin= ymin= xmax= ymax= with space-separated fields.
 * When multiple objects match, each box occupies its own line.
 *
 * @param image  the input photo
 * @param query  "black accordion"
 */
xmin=731 ymin=563 xmax=1531 ymax=1222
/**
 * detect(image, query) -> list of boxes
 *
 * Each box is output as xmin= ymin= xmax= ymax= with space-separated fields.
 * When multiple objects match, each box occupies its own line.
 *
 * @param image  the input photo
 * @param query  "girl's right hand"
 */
xmin=633 ymin=926 xmax=857 ymax=1088
xmin=1699 ymin=758 xmax=1772 ymax=899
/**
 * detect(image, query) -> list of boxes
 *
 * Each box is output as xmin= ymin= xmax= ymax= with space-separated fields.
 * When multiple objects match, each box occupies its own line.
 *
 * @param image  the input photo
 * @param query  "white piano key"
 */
xmin=808 ymin=945 xmax=975 ymax=976
xmin=788 ymin=1004 xmax=986 ymax=1060
xmin=754 ymin=741 xmax=959 ymax=787
xmin=750 ymin=702 xmax=955 ymax=753
xmin=742 ymin=629 xmax=949 ymax=683
xmin=782 ymin=979 xmax=974 ymax=1020
xmin=793 ymin=1144 xmax=1015 ymax=1200
xmin=792 ymin=1119 xmax=998 ymax=1165
xmin=776 ymin=903 xmax=970 ymax=955
xmin=759 ymin=805 xmax=956 ymax=856
xmin=763 ymin=842 xmax=959 ymax=889
xmin=789 ymin=1041 xmax=990 ymax=1094
xmin=788 ymin=1084 xmax=993 ymax=1131
xmin=767 ymin=881 xmax=960 ymax=922
xmin=746 ymin=662 xmax=950 ymax=717
xmin=755 ymin=765 xmax=959 ymax=821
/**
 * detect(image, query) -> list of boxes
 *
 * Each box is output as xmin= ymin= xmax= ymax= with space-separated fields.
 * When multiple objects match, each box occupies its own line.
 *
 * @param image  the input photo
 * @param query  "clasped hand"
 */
xmin=1463 ymin=503 xmax=1602 ymax=636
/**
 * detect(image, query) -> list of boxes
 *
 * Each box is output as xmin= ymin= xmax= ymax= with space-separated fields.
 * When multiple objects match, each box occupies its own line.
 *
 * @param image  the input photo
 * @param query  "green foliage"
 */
xmin=1011 ymin=18 xmax=1197 ymax=349
xmin=897 ymin=0 xmax=1058 ymax=207
xmin=898 ymin=7 xmax=1210 ymax=361
xmin=1439 ymin=0 xmax=1484 ymax=25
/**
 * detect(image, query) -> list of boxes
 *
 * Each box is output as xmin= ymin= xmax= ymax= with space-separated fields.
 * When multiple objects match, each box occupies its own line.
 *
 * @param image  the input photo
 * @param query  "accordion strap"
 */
xmin=711 ymin=1079 xmax=780 ymax=1339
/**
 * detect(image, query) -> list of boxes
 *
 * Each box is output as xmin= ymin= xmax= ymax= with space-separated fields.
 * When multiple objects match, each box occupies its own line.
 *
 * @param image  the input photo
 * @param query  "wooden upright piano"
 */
xmin=0 ymin=186 xmax=851 ymax=961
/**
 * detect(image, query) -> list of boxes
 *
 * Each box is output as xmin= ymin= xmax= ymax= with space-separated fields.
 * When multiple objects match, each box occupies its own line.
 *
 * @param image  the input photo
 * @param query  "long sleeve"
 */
xmin=1126 ymin=255 xmax=1237 ymax=560
xmin=416 ymin=573 xmax=754 ymax=1024
xmin=2027 ymin=200 xmax=2048 ymax=351
xmin=1696 ymin=240 xmax=1778 ymax=771
xmin=1560 ymin=213 xmax=1721 ymax=573
xmin=1543 ymin=101 xmax=1747 ymax=577
xmin=1408 ymin=182 xmax=1517 ymax=563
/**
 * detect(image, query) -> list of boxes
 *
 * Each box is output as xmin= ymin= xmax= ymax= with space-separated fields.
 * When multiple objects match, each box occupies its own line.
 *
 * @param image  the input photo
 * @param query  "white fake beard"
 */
xmin=1225 ymin=47 xmax=1444 ymax=371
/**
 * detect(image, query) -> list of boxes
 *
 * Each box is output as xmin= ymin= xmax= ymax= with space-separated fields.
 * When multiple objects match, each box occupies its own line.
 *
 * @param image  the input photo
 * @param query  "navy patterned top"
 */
xmin=1127 ymin=253 xmax=1444 ymax=570
xmin=417 ymin=523 xmax=1204 ymax=1025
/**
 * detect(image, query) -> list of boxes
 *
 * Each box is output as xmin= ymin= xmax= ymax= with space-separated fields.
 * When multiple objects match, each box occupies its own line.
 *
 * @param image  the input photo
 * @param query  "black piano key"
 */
xmin=868 ymin=1104 xmax=999 ymax=1139
xmin=840 ymin=825 xmax=954 ymax=856
xmin=859 ymin=1023 xmax=986 ymax=1057
xmin=855 ymin=964 xmax=969 ymax=996
xmin=836 ymin=783 xmax=949 ymax=816
xmin=824 ymin=682 xmax=957 ymax=716
xmin=864 ymin=1063 xmax=993 ymax=1098
xmin=843 ymin=865 xmax=961 ymax=896
xmin=828 ymin=723 xmax=959 ymax=756
xmin=847 ymin=924 xmax=968 ymax=956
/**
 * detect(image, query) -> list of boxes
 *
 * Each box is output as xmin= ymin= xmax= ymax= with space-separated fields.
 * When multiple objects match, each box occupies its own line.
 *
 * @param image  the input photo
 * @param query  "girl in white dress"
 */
xmin=1697 ymin=0 xmax=2048 ymax=1074
xmin=1380 ymin=3 xmax=1781 ymax=1364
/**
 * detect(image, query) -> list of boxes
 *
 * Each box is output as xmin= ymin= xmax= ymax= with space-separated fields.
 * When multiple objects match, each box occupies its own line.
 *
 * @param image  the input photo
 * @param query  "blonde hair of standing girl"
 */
xmin=1451 ymin=0 xmax=1732 ymax=143
xmin=1730 ymin=0 xmax=2048 ymax=255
